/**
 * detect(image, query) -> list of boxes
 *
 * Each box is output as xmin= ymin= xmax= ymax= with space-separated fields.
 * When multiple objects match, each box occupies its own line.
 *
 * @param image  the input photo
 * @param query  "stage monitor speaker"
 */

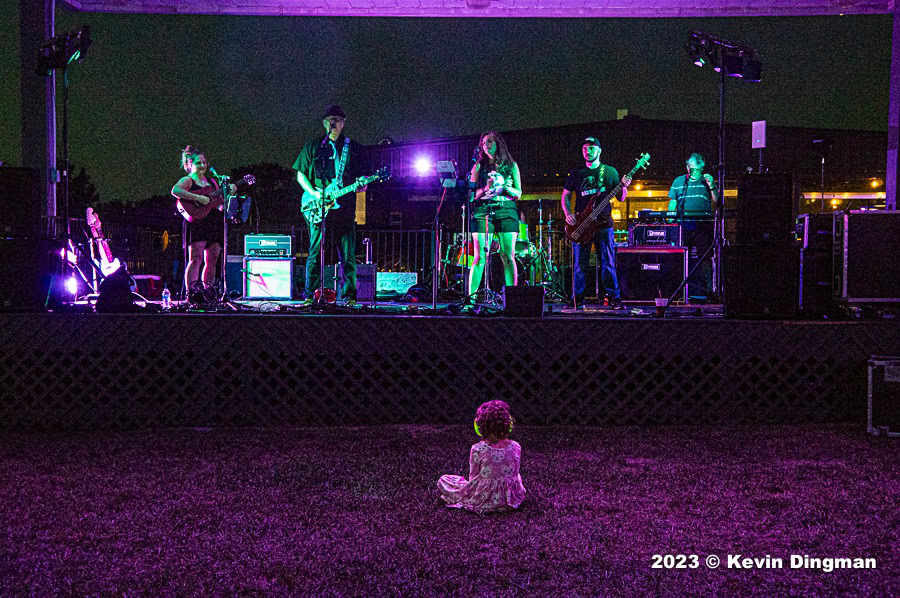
xmin=243 ymin=257 xmax=293 ymax=300
xmin=724 ymin=245 xmax=799 ymax=319
xmin=833 ymin=211 xmax=900 ymax=303
xmin=0 ymin=167 xmax=41 ymax=238
xmin=503 ymin=285 xmax=544 ymax=317
xmin=0 ymin=238 xmax=54 ymax=312
xmin=616 ymin=247 xmax=687 ymax=302
xmin=737 ymin=173 xmax=796 ymax=245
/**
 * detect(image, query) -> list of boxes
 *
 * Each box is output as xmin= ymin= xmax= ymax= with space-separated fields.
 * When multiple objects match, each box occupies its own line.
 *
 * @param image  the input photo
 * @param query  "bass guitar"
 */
xmin=301 ymin=167 xmax=390 ymax=224
xmin=564 ymin=153 xmax=651 ymax=245
xmin=85 ymin=207 xmax=122 ymax=277
xmin=176 ymin=174 xmax=256 ymax=223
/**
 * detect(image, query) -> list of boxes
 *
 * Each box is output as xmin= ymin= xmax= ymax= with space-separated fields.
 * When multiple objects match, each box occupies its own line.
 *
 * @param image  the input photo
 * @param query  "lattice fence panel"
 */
xmin=1 ymin=315 xmax=897 ymax=430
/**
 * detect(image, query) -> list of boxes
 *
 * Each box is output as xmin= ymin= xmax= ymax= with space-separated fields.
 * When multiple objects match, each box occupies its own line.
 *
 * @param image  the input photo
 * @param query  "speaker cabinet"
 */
xmin=833 ymin=211 xmax=900 ymax=303
xmin=243 ymin=257 xmax=293 ymax=300
xmin=737 ymin=173 xmax=796 ymax=245
xmin=0 ymin=238 xmax=55 ymax=312
xmin=616 ymin=247 xmax=687 ymax=302
xmin=357 ymin=264 xmax=377 ymax=302
xmin=503 ymin=285 xmax=545 ymax=317
xmin=0 ymin=167 xmax=41 ymax=238
xmin=724 ymin=245 xmax=799 ymax=319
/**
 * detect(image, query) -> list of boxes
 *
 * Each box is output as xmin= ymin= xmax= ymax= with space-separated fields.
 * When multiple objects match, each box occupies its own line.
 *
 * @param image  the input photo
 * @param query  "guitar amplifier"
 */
xmin=629 ymin=223 xmax=681 ymax=246
xmin=244 ymin=234 xmax=291 ymax=257
xmin=616 ymin=247 xmax=687 ymax=302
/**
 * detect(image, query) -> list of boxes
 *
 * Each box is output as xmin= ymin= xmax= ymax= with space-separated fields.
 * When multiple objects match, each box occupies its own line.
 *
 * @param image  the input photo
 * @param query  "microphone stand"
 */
xmin=214 ymin=170 xmax=237 ymax=310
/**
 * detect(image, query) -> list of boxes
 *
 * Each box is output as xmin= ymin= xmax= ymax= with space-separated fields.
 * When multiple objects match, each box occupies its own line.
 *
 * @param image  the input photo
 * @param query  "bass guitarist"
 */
xmin=171 ymin=145 xmax=236 ymax=292
xmin=561 ymin=137 xmax=631 ymax=309
xmin=293 ymin=105 xmax=369 ymax=306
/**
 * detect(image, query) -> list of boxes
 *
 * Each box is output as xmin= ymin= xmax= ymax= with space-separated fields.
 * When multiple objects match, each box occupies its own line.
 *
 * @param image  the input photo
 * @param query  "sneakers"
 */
xmin=608 ymin=298 xmax=626 ymax=310
xmin=344 ymin=299 xmax=358 ymax=307
xmin=298 ymin=298 xmax=314 ymax=307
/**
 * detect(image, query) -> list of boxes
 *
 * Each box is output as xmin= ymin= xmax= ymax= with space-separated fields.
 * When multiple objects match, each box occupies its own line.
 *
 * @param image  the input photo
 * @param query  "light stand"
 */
xmin=37 ymin=27 xmax=91 ymax=309
xmin=683 ymin=30 xmax=762 ymax=306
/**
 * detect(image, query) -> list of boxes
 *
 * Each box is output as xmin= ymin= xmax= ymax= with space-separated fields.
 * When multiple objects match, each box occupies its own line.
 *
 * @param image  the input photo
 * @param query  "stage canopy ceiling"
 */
xmin=59 ymin=0 xmax=894 ymax=18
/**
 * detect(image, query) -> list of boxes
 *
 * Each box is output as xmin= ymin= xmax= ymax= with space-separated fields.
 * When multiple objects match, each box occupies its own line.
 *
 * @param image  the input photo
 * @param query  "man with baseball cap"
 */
xmin=561 ymin=136 xmax=631 ymax=309
xmin=293 ymin=104 xmax=369 ymax=306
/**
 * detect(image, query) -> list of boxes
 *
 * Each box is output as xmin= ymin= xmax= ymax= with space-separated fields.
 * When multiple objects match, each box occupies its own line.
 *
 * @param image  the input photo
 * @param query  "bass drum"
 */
xmin=487 ymin=255 xmax=526 ymax=291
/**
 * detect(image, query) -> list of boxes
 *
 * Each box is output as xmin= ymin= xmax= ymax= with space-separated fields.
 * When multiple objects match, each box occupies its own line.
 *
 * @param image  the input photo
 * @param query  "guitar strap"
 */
xmin=334 ymin=137 xmax=351 ymax=187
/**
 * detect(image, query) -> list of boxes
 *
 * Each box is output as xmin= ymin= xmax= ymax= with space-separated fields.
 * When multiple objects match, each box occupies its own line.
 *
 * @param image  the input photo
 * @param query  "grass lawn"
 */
xmin=1 ymin=424 xmax=897 ymax=596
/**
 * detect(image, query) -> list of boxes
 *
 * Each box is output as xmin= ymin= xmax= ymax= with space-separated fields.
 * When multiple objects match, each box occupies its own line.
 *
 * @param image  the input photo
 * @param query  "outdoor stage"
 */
xmin=1 ymin=309 xmax=898 ymax=431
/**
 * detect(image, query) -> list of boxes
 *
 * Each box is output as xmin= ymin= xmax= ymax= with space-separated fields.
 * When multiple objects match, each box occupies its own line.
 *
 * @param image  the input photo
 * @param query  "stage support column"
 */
xmin=887 ymin=5 xmax=900 ymax=211
xmin=19 ymin=0 xmax=57 ymax=232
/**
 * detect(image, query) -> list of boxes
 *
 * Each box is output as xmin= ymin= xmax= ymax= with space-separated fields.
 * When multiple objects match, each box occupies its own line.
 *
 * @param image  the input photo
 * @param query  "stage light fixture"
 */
xmin=741 ymin=59 xmax=762 ymax=82
xmin=37 ymin=25 xmax=92 ymax=75
xmin=413 ymin=156 xmax=432 ymax=176
xmin=686 ymin=30 xmax=761 ymax=84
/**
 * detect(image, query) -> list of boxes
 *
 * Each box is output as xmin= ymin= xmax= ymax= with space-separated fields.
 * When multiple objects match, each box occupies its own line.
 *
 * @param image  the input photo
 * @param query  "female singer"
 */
xmin=467 ymin=131 xmax=522 ymax=297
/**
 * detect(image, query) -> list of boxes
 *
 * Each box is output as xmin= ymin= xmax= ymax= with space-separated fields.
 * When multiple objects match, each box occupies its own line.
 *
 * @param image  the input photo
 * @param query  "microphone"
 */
xmin=472 ymin=145 xmax=481 ymax=161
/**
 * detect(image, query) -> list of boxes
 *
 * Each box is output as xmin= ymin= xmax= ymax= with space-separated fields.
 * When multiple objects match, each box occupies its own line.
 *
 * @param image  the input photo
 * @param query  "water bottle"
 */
xmin=161 ymin=284 xmax=171 ymax=310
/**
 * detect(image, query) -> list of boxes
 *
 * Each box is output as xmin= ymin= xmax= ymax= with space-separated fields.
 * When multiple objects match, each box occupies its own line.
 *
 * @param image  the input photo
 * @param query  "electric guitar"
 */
xmin=564 ymin=153 xmax=651 ymax=245
xmin=176 ymin=174 xmax=256 ymax=223
xmin=85 ymin=208 xmax=122 ymax=277
xmin=301 ymin=167 xmax=390 ymax=224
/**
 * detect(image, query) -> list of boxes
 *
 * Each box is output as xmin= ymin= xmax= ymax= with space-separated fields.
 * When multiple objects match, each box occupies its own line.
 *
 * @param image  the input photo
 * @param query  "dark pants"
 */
xmin=306 ymin=218 xmax=356 ymax=300
xmin=573 ymin=226 xmax=619 ymax=300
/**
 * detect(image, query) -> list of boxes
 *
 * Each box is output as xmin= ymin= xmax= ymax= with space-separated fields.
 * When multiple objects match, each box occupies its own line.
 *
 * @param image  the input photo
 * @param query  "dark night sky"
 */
xmin=1 ymin=6 xmax=892 ymax=202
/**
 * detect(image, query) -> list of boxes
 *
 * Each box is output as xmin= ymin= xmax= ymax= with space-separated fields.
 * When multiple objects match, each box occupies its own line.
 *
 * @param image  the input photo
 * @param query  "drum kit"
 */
xmin=440 ymin=199 xmax=568 ymax=300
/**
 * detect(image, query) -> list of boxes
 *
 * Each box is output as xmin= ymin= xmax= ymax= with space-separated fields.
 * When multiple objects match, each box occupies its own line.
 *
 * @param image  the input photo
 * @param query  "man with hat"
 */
xmin=293 ymin=105 xmax=369 ymax=306
xmin=561 ymin=137 xmax=631 ymax=309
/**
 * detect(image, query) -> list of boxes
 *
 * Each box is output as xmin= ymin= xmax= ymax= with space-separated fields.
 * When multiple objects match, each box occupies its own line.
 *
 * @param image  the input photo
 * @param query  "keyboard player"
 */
xmin=667 ymin=153 xmax=718 ymax=302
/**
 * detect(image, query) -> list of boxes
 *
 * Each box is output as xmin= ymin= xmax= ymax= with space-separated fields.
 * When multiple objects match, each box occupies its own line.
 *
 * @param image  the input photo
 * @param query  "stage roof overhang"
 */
xmin=58 ymin=0 xmax=895 ymax=18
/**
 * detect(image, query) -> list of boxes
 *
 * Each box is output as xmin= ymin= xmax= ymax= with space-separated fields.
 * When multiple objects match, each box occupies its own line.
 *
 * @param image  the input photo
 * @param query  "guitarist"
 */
xmin=292 ymin=105 xmax=369 ymax=306
xmin=561 ymin=137 xmax=631 ymax=309
xmin=171 ymin=145 xmax=236 ymax=292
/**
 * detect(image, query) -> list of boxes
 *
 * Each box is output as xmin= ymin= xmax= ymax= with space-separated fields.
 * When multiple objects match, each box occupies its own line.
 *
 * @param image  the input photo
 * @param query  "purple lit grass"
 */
xmin=1 ymin=425 xmax=897 ymax=596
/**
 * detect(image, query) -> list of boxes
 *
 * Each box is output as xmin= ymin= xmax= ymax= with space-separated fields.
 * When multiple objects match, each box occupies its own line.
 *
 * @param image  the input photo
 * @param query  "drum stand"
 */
xmin=534 ymin=201 xmax=568 ymax=302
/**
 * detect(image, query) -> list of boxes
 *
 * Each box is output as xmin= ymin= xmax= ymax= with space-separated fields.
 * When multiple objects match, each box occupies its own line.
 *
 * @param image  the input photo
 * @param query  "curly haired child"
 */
xmin=438 ymin=400 xmax=526 ymax=512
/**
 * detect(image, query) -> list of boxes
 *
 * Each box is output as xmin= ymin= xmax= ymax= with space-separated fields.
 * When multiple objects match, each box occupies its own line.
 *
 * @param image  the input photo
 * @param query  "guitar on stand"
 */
xmin=300 ymin=167 xmax=390 ymax=223
xmin=565 ymin=153 xmax=651 ymax=245
xmin=85 ymin=208 xmax=122 ymax=277
xmin=176 ymin=174 xmax=256 ymax=222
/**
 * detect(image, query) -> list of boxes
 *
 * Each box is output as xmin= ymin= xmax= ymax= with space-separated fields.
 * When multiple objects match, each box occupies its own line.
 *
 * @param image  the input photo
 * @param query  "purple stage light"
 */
xmin=413 ymin=156 xmax=432 ymax=176
xmin=66 ymin=276 xmax=78 ymax=296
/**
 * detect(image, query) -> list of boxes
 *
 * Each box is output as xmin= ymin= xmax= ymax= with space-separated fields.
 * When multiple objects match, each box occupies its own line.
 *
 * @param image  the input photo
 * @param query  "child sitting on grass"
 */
xmin=438 ymin=400 xmax=526 ymax=513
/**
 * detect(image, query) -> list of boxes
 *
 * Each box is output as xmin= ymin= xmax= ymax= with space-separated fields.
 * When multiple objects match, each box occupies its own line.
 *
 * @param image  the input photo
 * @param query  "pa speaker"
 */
xmin=737 ymin=173 xmax=796 ymax=245
xmin=0 ymin=167 xmax=41 ymax=238
xmin=0 ymin=238 xmax=54 ymax=312
xmin=724 ymin=245 xmax=799 ymax=319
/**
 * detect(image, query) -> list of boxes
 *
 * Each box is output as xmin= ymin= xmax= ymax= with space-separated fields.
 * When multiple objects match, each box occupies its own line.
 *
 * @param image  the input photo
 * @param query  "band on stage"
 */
xmin=169 ymin=104 xmax=717 ymax=307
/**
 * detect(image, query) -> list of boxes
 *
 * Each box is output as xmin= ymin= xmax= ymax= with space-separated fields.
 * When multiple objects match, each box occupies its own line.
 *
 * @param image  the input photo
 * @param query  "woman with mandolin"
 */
xmin=171 ymin=145 xmax=236 ymax=292
xmin=467 ymin=131 xmax=523 ymax=299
